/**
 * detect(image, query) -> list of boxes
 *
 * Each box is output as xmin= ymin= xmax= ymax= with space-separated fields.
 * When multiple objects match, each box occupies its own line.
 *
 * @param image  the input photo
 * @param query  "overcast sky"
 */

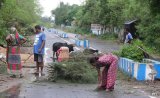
xmin=39 ymin=0 xmax=84 ymax=17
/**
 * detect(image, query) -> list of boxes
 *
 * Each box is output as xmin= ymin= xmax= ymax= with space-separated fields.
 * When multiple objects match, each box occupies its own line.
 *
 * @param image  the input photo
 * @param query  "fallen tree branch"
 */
xmin=23 ymin=53 xmax=33 ymax=63
xmin=137 ymin=46 xmax=153 ymax=59
xmin=0 ymin=58 xmax=7 ymax=64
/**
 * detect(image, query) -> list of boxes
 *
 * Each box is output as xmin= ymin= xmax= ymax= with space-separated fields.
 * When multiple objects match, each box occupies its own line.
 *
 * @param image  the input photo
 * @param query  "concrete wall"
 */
xmin=119 ymin=57 xmax=154 ymax=81
xmin=143 ymin=59 xmax=160 ymax=79
xmin=75 ymin=40 xmax=90 ymax=48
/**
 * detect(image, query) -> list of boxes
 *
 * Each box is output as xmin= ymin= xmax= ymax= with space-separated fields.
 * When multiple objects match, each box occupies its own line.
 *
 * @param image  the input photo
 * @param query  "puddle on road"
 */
xmin=0 ymin=84 xmax=21 ymax=98
xmin=0 ymin=73 xmax=42 ymax=98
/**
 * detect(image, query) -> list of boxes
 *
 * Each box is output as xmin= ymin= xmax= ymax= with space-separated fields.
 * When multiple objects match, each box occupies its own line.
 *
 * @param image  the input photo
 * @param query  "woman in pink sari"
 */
xmin=89 ymin=53 xmax=118 ymax=91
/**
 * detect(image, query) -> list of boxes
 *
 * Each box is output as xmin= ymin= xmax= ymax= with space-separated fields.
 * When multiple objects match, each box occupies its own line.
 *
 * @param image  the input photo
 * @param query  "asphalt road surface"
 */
xmin=0 ymin=30 xmax=151 ymax=98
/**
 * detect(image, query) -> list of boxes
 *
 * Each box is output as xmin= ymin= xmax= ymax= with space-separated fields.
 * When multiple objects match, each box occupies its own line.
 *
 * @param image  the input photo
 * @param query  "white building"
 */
xmin=91 ymin=24 xmax=103 ymax=35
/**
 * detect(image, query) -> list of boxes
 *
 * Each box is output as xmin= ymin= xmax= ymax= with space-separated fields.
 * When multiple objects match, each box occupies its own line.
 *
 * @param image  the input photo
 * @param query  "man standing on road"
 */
xmin=124 ymin=28 xmax=133 ymax=44
xmin=34 ymin=25 xmax=46 ymax=76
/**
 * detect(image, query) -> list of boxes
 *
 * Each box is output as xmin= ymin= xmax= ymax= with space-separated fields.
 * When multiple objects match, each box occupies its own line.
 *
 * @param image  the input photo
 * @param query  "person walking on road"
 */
xmin=33 ymin=25 xmax=46 ymax=76
xmin=124 ymin=28 xmax=133 ymax=44
xmin=6 ymin=27 xmax=26 ymax=78
xmin=89 ymin=53 xmax=118 ymax=92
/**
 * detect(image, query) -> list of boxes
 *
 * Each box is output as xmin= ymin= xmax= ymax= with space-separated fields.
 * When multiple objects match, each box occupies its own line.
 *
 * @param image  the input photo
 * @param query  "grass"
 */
xmin=98 ymin=33 xmax=118 ymax=40
xmin=0 ymin=63 xmax=8 ymax=74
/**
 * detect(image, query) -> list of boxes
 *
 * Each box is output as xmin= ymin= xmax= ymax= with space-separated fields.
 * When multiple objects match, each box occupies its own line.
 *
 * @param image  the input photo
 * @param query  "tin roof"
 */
xmin=124 ymin=20 xmax=137 ymax=25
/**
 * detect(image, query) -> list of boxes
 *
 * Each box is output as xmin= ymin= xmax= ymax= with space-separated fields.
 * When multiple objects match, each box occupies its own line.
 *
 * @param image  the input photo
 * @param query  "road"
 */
xmin=56 ymin=31 xmax=120 ymax=53
xmin=0 ymin=30 xmax=151 ymax=98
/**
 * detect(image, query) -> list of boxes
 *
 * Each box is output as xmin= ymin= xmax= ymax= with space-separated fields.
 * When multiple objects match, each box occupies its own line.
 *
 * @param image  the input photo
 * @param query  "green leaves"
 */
xmin=0 ymin=0 xmax=41 ymax=27
xmin=52 ymin=3 xmax=80 ymax=26
xmin=0 ymin=0 xmax=42 ymax=44
xmin=48 ymin=52 xmax=98 ymax=83
xmin=149 ymin=0 xmax=160 ymax=15
xmin=51 ymin=0 xmax=160 ymax=54
xmin=117 ymin=40 xmax=152 ymax=62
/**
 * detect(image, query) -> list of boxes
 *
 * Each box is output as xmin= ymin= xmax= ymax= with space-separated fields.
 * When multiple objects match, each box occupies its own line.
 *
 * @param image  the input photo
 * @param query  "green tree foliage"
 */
xmin=77 ymin=0 xmax=101 ymax=30
xmin=0 ymin=0 xmax=4 ymax=8
xmin=52 ymin=2 xmax=80 ymax=26
xmin=0 ymin=0 xmax=41 ymax=27
xmin=114 ymin=40 xmax=153 ymax=61
xmin=52 ymin=0 xmax=160 ymax=52
xmin=107 ymin=0 xmax=125 ymax=27
xmin=0 ymin=0 xmax=42 ymax=44
xmin=52 ymin=2 xmax=68 ymax=25
xmin=149 ymin=0 xmax=160 ymax=15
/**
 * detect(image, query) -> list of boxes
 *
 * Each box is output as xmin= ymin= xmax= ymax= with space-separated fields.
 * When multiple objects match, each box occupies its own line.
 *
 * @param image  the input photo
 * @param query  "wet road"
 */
xmin=0 ymin=82 xmax=150 ymax=98
xmin=60 ymin=32 xmax=121 ymax=53
xmin=0 ymin=30 xmax=151 ymax=98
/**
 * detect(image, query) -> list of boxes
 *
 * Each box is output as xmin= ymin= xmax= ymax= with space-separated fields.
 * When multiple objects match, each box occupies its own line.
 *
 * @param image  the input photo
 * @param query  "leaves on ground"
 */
xmin=48 ymin=52 xmax=98 ymax=83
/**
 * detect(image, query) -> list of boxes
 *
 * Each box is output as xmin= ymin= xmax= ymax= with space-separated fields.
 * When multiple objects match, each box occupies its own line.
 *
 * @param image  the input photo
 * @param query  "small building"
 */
xmin=124 ymin=20 xmax=138 ymax=39
xmin=117 ymin=20 xmax=138 ymax=42
xmin=91 ymin=24 xmax=103 ymax=35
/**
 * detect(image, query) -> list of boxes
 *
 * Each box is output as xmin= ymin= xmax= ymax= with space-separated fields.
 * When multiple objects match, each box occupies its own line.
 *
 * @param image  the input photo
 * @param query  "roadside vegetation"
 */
xmin=0 ymin=0 xmax=54 ymax=76
xmin=90 ymin=33 xmax=118 ymax=40
xmin=0 ymin=0 xmax=53 ymax=46
xmin=0 ymin=0 xmax=40 ymax=44
xmin=0 ymin=63 xmax=7 ymax=74
xmin=52 ymin=0 xmax=160 ymax=53
xmin=114 ymin=40 xmax=155 ymax=62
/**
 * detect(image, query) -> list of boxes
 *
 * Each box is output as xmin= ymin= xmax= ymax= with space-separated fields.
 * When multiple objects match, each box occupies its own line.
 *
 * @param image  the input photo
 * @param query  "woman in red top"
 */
xmin=89 ymin=53 xmax=118 ymax=91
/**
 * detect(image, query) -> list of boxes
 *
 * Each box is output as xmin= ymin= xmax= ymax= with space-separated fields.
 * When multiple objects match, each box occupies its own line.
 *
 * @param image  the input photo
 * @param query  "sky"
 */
xmin=39 ymin=0 xmax=84 ymax=17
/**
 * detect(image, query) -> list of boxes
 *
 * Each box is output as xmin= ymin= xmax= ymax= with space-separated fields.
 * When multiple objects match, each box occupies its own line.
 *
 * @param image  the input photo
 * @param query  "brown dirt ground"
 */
xmin=117 ymin=71 xmax=160 ymax=97
xmin=0 ymin=74 xmax=21 ymax=92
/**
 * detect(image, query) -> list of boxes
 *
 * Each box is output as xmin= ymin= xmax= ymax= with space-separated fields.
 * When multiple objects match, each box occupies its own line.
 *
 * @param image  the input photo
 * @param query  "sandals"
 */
xmin=106 ymin=88 xmax=114 ymax=92
xmin=10 ymin=74 xmax=24 ymax=78
xmin=10 ymin=75 xmax=16 ymax=78
xmin=19 ymin=74 xmax=24 ymax=78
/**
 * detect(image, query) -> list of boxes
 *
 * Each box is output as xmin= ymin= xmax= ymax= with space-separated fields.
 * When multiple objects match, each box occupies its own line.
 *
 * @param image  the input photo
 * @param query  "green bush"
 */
xmin=48 ymin=52 xmax=98 ymax=83
xmin=99 ymin=33 xmax=118 ymax=40
xmin=137 ymin=14 xmax=160 ymax=53
xmin=0 ymin=63 xmax=7 ymax=74
xmin=0 ymin=27 xmax=9 ymax=45
xmin=115 ymin=40 xmax=152 ymax=62
xmin=20 ymin=25 xmax=34 ymax=36
xmin=22 ymin=36 xmax=33 ymax=47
